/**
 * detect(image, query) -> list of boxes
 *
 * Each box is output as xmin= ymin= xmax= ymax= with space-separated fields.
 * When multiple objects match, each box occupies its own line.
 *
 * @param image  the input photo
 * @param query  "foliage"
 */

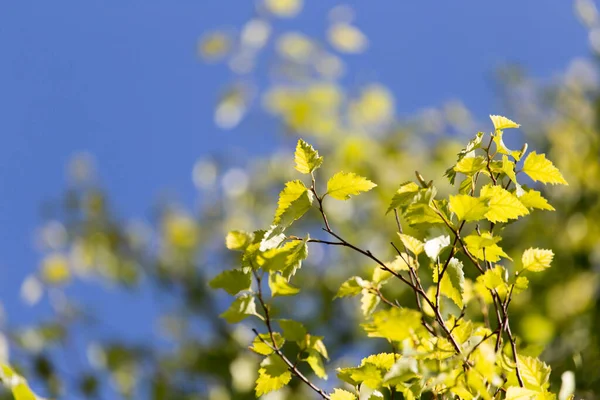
xmin=2 ymin=1 xmax=600 ymax=399
xmin=213 ymin=116 xmax=567 ymax=398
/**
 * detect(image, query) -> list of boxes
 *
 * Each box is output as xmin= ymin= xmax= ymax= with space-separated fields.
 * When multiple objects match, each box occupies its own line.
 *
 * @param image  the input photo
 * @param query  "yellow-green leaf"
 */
xmin=12 ymin=384 xmax=37 ymax=400
xmin=331 ymin=388 xmax=358 ymax=400
xmin=522 ymin=151 xmax=568 ymax=185
xmin=480 ymin=184 xmax=529 ymax=223
xmin=397 ymin=233 xmax=424 ymax=256
xmin=362 ymin=308 xmax=424 ymax=342
xmin=250 ymin=333 xmax=285 ymax=355
xmin=269 ymin=273 xmax=300 ymax=296
xmin=505 ymin=387 xmax=544 ymax=400
xmin=294 ymin=139 xmax=323 ymax=174
xmin=490 ymin=115 xmax=520 ymax=131
xmin=386 ymin=182 xmax=419 ymax=214
xmin=220 ymin=294 xmax=259 ymax=323
xmin=225 ymin=230 xmax=254 ymax=251
xmin=255 ymin=355 xmax=292 ymax=396
xmin=336 ymin=276 xmax=367 ymax=298
xmin=449 ymin=194 xmax=488 ymax=222
xmin=517 ymin=355 xmax=551 ymax=390
xmin=306 ymin=349 xmax=328 ymax=379
xmin=464 ymin=231 xmax=511 ymax=262
xmin=454 ymin=156 xmax=487 ymax=175
xmin=518 ymin=189 xmax=555 ymax=211
xmin=361 ymin=290 xmax=380 ymax=317
xmin=326 ymin=172 xmax=377 ymax=200
xmin=279 ymin=319 xmax=307 ymax=342
xmin=209 ymin=269 xmax=252 ymax=295
xmin=435 ymin=258 xmax=465 ymax=308
xmin=273 ymin=180 xmax=313 ymax=227
xmin=521 ymin=248 xmax=554 ymax=272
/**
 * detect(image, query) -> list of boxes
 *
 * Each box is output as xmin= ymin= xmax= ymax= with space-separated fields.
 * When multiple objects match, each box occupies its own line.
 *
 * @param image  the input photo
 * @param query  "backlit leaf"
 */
xmin=490 ymin=115 xmax=520 ymax=131
xmin=386 ymin=182 xmax=419 ymax=214
xmin=209 ymin=269 xmax=252 ymax=295
xmin=454 ymin=156 xmax=487 ymax=175
xmin=225 ymin=230 xmax=254 ymax=251
xmin=273 ymin=180 xmax=313 ymax=227
xmin=521 ymin=248 xmax=554 ymax=272
xmin=397 ymin=233 xmax=424 ymax=256
xmin=220 ymin=294 xmax=260 ymax=323
xmin=464 ymin=231 xmax=510 ymax=262
xmin=480 ymin=184 xmax=529 ymax=223
xmin=362 ymin=308 xmax=424 ymax=342
xmin=294 ymin=139 xmax=323 ymax=174
xmin=326 ymin=172 xmax=377 ymax=200
xmin=331 ymin=389 xmax=357 ymax=400
xmin=449 ymin=194 xmax=488 ymax=222
xmin=518 ymin=189 xmax=555 ymax=211
xmin=268 ymin=273 xmax=300 ymax=296
xmin=336 ymin=276 xmax=368 ymax=298
xmin=255 ymin=355 xmax=292 ymax=396
xmin=361 ymin=290 xmax=380 ymax=317
xmin=250 ymin=333 xmax=285 ymax=355
xmin=279 ymin=319 xmax=307 ymax=342
xmin=522 ymin=152 xmax=568 ymax=185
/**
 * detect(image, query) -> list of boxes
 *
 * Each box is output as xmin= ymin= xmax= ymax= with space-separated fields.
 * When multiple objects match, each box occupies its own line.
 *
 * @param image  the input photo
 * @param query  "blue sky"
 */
xmin=0 ymin=0 xmax=591 ymax=391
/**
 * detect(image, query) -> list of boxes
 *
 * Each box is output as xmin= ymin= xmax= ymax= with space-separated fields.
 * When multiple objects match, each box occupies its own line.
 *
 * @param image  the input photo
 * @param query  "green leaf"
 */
xmin=480 ymin=184 xmax=529 ymax=223
xmin=522 ymin=151 xmax=568 ymax=185
xmin=386 ymin=182 xmax=419 ymax=214
xmin=403 ymin=203 xmax=445 ymax=226
xmin=512 ymin=276 xmax=529 ymax=295
xmin=326 ymin=171 xmax=377 ymax=200
xmin=383 ymin=357 xmax=419 ymax=386
xmin=250 ymin=333 xmax=285 ymax=355
xmin=220 ymin=294 xmax=259 ymax=323
xmin=337 ymin=354 xmax=395 ymax=390
xmin=331 ymin=389 xmax=358 ymax=400
xmin=362 ymin=308 xmax=424 ymax=342
xmin=478 ymin=266 xmax=506 ymax=291
xmin=273 ymin=180 xmax=313 ymax=227
xmin=295 ymin=139 xmax=323 ymax=174
xmin=521 ymin=248 xmax=554 ymax=272
xmin=306 ymin=349 xmax=328 ymax=379
xmin=282 ymin=238 xmax=309 ymax=278
xmin=268 ymin=273 xmax=300 ymax=296
xmin=279 ymin=319 xmax=307 ymax=342
xmin=306 ymin=335 xmax=329 ymax=359
xmin=258 ymin=238 xmax=308 ymax=278
xmin=464 ymin=231 xmax=510 ymax=262
xmin=335 ymin=276 xmax=367 ymax=298
xmin=517 ymin=355 xmax=551 ymax=390
xmin=435 ymin=258 xmax=465 ymax=308
xmin=446 ymin=132 xmax=484 ymax=184
xmin=255 ymin=355 xmax=292 ymax=396
xmin=518 ymin=189 xmax=555 ymax=211
xmin=397 ymin=233 xmax=424 ymax=256
xmin=454 ymin=156 xmax=487 ymax=175
xmin=505 ymin=387 xmax=544 ymax=400
xmin=449 ymin=194 xmax=488 ymax=222
xmin=490 ymin=115 xmax=520 ymax=131
xmin=12 ymin=384 xmax=37 ymax=400
xmin=225 ymin=230 xmax=254 ymax=251
xmin=361 ymin=291 xmax=380 ymax=317
xmin=209 ymin=269 xmax=251 ymax=295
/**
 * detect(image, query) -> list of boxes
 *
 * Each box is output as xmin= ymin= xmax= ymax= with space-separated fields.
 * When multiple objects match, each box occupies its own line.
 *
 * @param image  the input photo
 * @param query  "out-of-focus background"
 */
xmin=1 ymin=0 xmax=600 ymax=399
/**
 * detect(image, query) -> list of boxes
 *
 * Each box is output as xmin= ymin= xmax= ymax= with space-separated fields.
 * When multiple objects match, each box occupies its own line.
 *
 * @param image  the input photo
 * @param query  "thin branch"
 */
xmin=252 ymin=271 xmax=331 ymax=399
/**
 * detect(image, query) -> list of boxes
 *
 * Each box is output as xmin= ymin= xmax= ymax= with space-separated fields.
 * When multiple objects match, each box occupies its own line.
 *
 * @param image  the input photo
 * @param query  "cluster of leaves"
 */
xmin=212 ymin=116 xmax=570 ymax=399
